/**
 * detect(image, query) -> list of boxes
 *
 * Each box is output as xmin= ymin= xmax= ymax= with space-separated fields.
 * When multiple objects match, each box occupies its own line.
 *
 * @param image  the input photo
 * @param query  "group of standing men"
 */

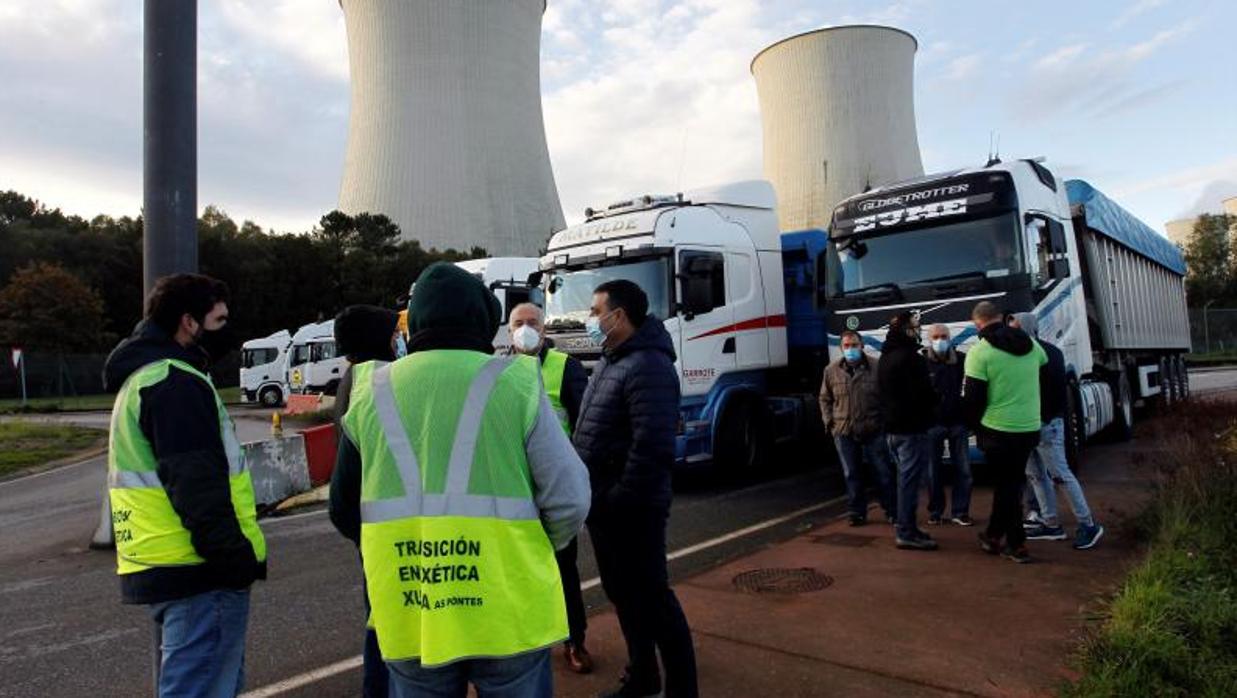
xmin=821 ymin=302 xmax=1103 ymax=561
xmin=327 ymin=265 xmax=697 ymax=697
xmin=102 ymin=267 xmax=695 ymax=698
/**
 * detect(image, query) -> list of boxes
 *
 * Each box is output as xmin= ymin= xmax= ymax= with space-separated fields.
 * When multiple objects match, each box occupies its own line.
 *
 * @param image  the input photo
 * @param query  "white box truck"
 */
xmin=825 ymin=158 xmax=1190 ymax=462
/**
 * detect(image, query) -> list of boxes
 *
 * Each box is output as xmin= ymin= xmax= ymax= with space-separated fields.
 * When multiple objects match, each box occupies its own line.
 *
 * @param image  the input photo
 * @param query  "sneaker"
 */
xmin=1023 ymin=510 xmax=1044 ymax=529
xmin=977 ymin=532 xmax=1000 ymax=555
xmin=1002 ymin=545 xmax=1032 ymax=564
xmin=1073 ymin=523 xmax=1105 ymax=550
xmin=598 ymin=672 xmax=661 ymax=698
xmin=1025 ymin=523 xmax=1069 ymax=541
xmin=927 ymin=515 xmax=943 ymax=525
xmin=896 ymin=533 xmax=939 ymax=550
xmin=950 ymin=515 xmax=974 ymax=527
xmin=848 ymin=515 xmax=867 ymax=527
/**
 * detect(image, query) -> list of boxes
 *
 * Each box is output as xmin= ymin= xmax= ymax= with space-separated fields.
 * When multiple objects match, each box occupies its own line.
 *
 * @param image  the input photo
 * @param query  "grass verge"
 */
xmin=0 ymin=421 xmax=106 ymax=477
xmin=1064 ymin=399 xmax=1237 ymax=697
xmin=0 ymin=386 xmax=241 ymax=414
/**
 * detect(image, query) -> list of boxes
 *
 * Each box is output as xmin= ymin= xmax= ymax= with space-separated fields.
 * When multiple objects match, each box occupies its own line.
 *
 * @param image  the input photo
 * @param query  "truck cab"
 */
xmin=826 ymin=158 xmax=1189 ymax=459
xmin=286 ymin=320 xmax=347 ymax=396
xmin=540 ymin=182 xmax=808 ymax=469
xmin=240 ymin=330 xmax=291 ymax=407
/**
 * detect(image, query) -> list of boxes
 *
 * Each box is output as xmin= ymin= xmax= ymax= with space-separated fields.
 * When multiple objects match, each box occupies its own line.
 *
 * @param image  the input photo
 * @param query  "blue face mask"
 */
xmin=842 ymin=347 xmax=862 ymax=363
xmin=931 ymin=339 xmax=950 ymax=355
xmin=394 ymin=334 xmax=408 ymax=359
xmin=585 ymin=312 xmax=612 ymax=346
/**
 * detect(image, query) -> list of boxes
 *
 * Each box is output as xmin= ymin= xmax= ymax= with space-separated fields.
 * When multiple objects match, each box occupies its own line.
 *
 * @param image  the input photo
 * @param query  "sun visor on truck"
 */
xmin=1065 ymin=180 xmax=1186 ymax=275
xmin=830 ymin=171 xmax=1018 ymax=239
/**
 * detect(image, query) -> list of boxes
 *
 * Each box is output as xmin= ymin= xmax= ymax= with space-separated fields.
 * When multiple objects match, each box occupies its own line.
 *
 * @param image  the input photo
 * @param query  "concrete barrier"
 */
xmin=245 ymin=434 xmax=312 ymax=506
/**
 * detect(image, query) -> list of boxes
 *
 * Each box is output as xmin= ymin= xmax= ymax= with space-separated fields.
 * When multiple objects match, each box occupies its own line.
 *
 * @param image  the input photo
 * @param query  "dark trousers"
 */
xmin=977 ymin=428 xmax=1041 ymax=550
xmin=589 ymin=505 xmax=698 ymax=698
xmin=361 ymin=570 xmax=390 ymax=698
xmin=556 ymin=537 xmax=588 ymax=646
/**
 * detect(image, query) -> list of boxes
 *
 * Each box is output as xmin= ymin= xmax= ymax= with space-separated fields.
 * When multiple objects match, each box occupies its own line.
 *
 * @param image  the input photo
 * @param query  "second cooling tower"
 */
xmin=338 ymin=0 xmax=565 ymax=256
xmin=752 ymin=26 xmax=924 ymax=232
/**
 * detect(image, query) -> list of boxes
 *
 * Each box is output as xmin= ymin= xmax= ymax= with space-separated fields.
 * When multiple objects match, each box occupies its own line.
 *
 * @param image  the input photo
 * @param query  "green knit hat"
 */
xmin=406 ymin=262 xmax=501 ymax=342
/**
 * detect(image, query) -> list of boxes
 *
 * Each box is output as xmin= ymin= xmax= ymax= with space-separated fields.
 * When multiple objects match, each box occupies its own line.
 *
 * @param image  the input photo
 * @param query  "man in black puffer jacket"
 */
xmin=877 ymin=311 xmax=940 ymax=551
xmin=574 ymin=279 xmax=697 ymax=698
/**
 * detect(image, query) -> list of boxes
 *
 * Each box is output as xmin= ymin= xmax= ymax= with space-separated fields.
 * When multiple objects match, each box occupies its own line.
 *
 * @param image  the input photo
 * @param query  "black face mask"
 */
xmin=194 ymin=323 xmax=237 ymax=364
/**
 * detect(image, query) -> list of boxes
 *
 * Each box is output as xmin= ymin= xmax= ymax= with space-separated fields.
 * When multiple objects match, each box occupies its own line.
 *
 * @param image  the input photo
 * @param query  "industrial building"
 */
xmin=1165 ymin=196 xmax=1237 ymax=246
xmin=337 ymin=0 xmax=565 ymax=256
xmin=751 ymin=25 xmax=924 ymax=232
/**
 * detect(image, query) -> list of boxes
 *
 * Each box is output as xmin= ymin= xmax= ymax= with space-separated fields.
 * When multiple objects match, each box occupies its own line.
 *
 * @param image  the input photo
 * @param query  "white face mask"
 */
xmin=511 ymin=325 xmax=542 ymax=354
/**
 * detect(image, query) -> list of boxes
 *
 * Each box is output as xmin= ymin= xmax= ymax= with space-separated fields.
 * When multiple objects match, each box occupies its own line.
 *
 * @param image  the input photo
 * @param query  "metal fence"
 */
xmin=1189 ymin=308 xmax=1237 ymax=354
xmin=0 ymin=351 xmax=241 ymax=401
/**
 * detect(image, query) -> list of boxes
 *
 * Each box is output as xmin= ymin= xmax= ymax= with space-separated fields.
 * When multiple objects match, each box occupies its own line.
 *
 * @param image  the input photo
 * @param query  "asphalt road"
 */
xmin=3 ymin=368 xmax=1236 ymax=697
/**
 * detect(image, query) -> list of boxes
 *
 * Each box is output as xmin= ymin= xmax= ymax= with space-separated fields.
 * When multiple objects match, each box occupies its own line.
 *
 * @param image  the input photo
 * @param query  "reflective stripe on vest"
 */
xmin=541 ymin=349 xmax=570 ymax=435
xmin=108 ymin=359 xmax=267 ymax=575
xmin=345 ymin=351 xmax=567 ymax=667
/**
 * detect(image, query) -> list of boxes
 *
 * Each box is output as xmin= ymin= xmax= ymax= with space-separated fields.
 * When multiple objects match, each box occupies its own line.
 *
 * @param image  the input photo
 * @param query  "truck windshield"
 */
xmin=826 ymin=212 xmax=1021 ymax=297
xmin=545 ymin=257 xmax=671 ymax=330
xmin=241 ymin=348 xmax=277 ymax=369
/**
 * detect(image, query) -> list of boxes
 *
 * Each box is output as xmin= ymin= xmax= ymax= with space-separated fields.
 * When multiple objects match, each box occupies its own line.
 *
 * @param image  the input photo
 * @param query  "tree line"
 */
xmin=0 ymin=191 xmax=484 ymax=354
xmin=1182 ymin=212 xmax=1237 ymax=307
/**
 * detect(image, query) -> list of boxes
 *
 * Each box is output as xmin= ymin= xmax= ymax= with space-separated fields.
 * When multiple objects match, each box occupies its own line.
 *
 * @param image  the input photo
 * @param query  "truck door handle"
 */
xmin=723 ymin=338 xmax=735 ymax=354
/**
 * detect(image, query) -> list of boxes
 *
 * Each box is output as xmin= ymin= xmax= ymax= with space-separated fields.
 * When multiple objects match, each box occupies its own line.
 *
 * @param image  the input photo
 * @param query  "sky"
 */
xmin=0 ymin=0 xmax=1234 ymax=238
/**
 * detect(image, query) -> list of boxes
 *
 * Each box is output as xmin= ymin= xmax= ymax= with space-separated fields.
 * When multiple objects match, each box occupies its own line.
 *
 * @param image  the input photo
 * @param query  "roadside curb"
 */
xmin=0 ymin=441 xmax=108 ymax=485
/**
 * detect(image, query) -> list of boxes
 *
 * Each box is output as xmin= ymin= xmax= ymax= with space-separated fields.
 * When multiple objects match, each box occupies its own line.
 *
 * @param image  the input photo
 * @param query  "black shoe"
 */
xmin=598 ymin=672 xmax=661 ymax=698
xmin=896 ymin=533 xmax=939 ymax=550
xmin=1002 ymin=545 xmax=1032 ymax=564
xmin=848 ymin=515 xmax=867 ymax=527
xmin=950 ymin=515 xmax=974 ymax=527
xmin=977 ymin=532 xmax=1000 ymax=555
xmin=927 ymin=515 xmax=943 ymax=526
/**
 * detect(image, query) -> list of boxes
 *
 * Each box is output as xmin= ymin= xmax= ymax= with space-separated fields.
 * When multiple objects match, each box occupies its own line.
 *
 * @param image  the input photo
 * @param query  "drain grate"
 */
xmin=732 ymin=567 xmax=833 ymax=594
xmin=811 ymin=532 xmax=877 ymax=548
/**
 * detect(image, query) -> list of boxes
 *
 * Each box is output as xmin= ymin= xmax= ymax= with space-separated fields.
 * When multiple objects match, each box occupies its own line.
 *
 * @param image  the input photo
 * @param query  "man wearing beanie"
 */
xmin=331 ymin=262 xmax=591 ymax=696
xmin=328 ymin=303 xmax=400 ymax=698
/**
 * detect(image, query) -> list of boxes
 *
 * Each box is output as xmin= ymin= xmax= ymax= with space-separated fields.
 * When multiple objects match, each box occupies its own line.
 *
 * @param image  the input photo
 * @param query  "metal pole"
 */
xmin=18 ymin=355 xmax=26 ymax=407
xmin=143 ymin=0 xmax=198 ymax=296
xmin=1204 ymin=299 xmax=1216 ymax=354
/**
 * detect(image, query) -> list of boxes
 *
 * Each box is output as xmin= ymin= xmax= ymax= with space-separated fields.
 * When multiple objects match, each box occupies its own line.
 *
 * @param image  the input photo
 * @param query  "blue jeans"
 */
xmin=1026 ymin=418 xmax=1094 ymax=527
xmin=388 ymin=648 xmax=552 ymax=698
xmin=887 ymin=432 xmax=932 ymax=539
xmin=148 ymin=589 xmax=250 ymax=698
xmin=832 ymin=433 xmax=895 ymax=519
xmin=927 ymin=425 xmax=973 ymax=519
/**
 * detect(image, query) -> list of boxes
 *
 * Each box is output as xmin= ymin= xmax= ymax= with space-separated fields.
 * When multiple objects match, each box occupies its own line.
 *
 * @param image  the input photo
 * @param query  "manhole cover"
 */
xmin=811 ymin=532 xmax=876 ymax=547
xmin=732 ymin=567 xmax=833 ymax=594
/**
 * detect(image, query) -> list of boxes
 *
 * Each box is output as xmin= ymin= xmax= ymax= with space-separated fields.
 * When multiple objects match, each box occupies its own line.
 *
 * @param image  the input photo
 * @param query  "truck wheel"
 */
xmin=1064 ymin=380 xmax=1084 ymax=471
xmin=259 ymin=386 xmax=283 ymax=408
xmin=1107 ymin=370 xmax=1134 ymax=442
xmin=324 ymin=380 xmax=341 ymax=397
xmin=1156 ymin=357 xmax=1174 ymax=410
xmin=715 ymin=395 xmax=773 ymax=477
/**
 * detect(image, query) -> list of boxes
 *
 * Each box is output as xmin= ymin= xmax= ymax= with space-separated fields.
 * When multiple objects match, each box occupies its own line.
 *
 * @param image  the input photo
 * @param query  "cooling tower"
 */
xmin=751 ymin=26 xmax=924 ymax=232
xmin=338 ymin=0 xmax=565 ymax=255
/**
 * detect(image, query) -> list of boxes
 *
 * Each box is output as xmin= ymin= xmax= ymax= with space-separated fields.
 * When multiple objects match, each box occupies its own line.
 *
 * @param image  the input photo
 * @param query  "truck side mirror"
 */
xmin=1049 ymin=221 xmax=1068 ymax=255
xmin=1049 ymin=258 xmax=1070 ymax=279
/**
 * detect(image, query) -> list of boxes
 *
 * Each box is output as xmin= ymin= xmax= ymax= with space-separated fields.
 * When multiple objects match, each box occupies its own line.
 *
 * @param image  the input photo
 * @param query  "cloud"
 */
xmin=1112 ymin=156 xmax=1237 ymax=201
xmin=942 ymin=53 xmax=982 ymax=81
xmin=1010 ymin=21 xmax=1196 ymax=122
xmin=542 ymin=0 xmax=776 ymax=224
xmin=215 ymin=0 xmax=348 ymax=82
xmin=1110 ymin=0 xmax=1166 ymax=29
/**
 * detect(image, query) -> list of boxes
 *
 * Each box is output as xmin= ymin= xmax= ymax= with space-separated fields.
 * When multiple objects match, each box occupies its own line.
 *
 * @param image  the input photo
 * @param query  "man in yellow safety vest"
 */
xmin=507 ymin=302 xmax=594 ymax=674
xmin=102 ymin=274 xmax=265 ymax=697
xmin=332 ymin=262 xmax=590 ymax=697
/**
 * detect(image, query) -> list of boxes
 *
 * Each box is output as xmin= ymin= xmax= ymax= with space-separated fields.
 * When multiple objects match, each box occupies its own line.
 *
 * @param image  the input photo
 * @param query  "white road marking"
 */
xmin=239 ymin=497 xmax=840 ymax=696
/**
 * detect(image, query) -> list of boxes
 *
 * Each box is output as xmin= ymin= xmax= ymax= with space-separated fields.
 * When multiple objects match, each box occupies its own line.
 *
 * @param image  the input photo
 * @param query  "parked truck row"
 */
xmin=240 ymin=157 xmax=1191 ymax=473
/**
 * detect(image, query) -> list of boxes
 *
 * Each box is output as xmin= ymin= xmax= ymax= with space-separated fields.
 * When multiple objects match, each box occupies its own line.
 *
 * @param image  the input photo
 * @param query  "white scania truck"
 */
xmin=539 ymin=182 xmax=834 ymax=472
xmin=825 ymin=158 xmax=1190 ymax=462
xmin=285 ymin=320 xmax=347 ymax=396
xmin=239 ymin=330 xmax=291 ymax=407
